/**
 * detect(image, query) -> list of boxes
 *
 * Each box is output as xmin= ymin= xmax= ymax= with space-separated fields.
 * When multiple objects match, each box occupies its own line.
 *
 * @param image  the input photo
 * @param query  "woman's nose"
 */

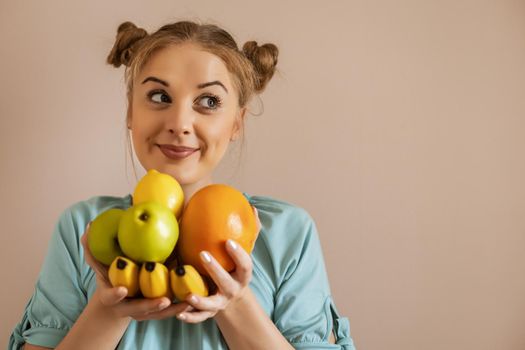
xmin=166 ymin=104 xmax=193 ymax=136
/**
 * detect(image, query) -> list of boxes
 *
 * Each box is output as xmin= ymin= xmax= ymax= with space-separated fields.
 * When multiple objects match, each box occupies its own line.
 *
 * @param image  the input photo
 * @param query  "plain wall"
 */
xmin=1 ymin=1 xmax=524 ymax=349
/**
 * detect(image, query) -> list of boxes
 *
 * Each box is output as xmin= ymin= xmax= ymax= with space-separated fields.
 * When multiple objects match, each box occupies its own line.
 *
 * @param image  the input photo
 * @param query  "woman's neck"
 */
xmin=181 ymin=176 xmax=213 ymax=207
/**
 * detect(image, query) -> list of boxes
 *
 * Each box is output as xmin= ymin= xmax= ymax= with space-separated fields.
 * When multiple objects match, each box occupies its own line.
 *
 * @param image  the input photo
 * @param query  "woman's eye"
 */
xmin=198 ymin=95 xmax=222 ymax=109
xmin=149 ymin=91 xmax=171 ymax=104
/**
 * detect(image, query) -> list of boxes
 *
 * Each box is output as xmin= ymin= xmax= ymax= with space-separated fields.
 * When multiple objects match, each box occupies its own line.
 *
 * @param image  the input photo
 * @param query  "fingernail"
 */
xmin=158 ymin=300 xmax=170 ymax=310
xmin=177 ymin=313 xmax=186 ymax=320
xmin=200 ymin=251 xmax=211 ymax=263
xmin=227 ymin=239 xmax=238 ymax=250
xmin=188 ymin=295 xmax=198 ymax=304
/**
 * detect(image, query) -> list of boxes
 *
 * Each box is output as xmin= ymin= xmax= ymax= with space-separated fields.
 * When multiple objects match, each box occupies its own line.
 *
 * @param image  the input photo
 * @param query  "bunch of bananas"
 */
xmin=108 ymin=255 xmax=209 ymax=301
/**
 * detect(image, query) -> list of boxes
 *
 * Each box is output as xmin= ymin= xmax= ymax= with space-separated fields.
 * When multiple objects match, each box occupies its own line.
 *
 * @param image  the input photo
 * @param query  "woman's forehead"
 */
xmin=137 ymin=43 xmax=233 ymax=89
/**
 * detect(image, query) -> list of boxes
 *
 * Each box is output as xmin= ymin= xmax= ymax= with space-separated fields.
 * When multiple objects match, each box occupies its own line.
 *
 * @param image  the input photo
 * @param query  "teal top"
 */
xmin=9 ymin=193 xmax=356 ymax=349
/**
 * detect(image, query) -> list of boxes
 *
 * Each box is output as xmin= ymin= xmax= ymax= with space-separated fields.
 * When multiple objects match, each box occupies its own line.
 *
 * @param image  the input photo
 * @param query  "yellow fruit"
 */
xmin=179 ymin=184 xmax=257 ymax=275
xmin=139 ymin=262 xmax=172 ymax=299
xmin=108 ymin=256 xmax=139 ymax=297
xmin=170 ymin=265 xmax=209 ymax=302
xmin=133 ymin=169 xmax=185 ymax=219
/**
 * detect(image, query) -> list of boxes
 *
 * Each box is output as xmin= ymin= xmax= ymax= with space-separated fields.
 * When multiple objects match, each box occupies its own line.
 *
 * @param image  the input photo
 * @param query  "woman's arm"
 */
xmin=175 ymin=206 xmax=338 ymax=349
xmin=52 ymin=290 xmax=131 ymax=350
xmin=215 ymin=288 xmax=294 ymax=350
xmin=53 ymin=227 xmax=194 ymax=350
xmin=22 ymin=224 xmax=191 ymax=350
xmin=215 ymin=289 xmax=336 ymax=349
xmin=21 ymin=290 xmax=129 ymax=350
xmin=23 ymin=280 xmax=190 ymax=350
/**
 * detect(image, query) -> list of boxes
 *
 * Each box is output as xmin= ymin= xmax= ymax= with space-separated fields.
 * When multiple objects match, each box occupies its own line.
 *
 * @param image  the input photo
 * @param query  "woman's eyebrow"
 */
xmin=142 ymin=76 xmax=228 ymax=93
xmin=197 ymin=81 xmax=228 ymax=94
xmin=142 ymin=76 xmax=169 ymax=86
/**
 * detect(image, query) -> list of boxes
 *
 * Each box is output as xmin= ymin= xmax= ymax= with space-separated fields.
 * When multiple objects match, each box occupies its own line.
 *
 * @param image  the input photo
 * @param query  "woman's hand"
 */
xmin=80 ymin=223 xmax=193 ymax=321
xmin=176 ymin=206 xmax=262 ymax=323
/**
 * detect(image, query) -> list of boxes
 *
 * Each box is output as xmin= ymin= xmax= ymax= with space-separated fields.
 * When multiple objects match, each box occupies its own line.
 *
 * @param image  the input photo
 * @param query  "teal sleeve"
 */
xmin=9 ymin=205 xmax=90 ymax=349
xmin=272 ymin=210 xmax=356 ymax=349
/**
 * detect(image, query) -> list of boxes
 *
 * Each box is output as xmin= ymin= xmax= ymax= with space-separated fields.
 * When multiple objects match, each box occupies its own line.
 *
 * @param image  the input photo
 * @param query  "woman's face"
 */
xmin=129 ymin=43 xmax=245 ymax=188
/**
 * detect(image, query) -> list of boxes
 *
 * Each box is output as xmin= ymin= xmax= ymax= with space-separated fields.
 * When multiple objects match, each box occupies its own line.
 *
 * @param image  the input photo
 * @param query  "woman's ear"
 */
xmin=126 ymin=106 xmax=132 ymax=130
xmin=230 ymin=107 xmax=247 ymax=141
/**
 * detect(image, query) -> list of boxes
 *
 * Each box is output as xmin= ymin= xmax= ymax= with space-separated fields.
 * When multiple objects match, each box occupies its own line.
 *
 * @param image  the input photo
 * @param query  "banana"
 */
xmin=108 ymin=256 xmax=139 ymax=297
xmin=170 ymin=265 xmax=209 ymax=302
xmin=139 ymin=262 xmax=172 ymax=299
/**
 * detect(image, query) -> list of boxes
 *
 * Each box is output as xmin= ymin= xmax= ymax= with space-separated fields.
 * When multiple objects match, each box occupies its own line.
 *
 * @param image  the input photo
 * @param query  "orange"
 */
xmin=179 ymin=184 xmax=257 ymax=276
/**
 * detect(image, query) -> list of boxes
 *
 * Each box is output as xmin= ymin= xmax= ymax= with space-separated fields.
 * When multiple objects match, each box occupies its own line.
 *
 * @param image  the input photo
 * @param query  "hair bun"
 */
xmin=242 ymin=41 xmax=279 ymax=93
xmin=107 ymin=21 xmax=148 ymax=68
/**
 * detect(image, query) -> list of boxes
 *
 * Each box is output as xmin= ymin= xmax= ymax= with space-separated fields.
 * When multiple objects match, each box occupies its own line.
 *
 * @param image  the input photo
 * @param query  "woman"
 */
xmin=10 ymin=20 xmax=356 ymax=349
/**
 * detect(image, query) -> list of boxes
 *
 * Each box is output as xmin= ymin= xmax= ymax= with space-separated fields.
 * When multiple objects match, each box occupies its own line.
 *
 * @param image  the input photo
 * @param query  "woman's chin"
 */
xmin=160 ymin=169 xmax=199 ymax=187
xmin=141 ymin=162 xmax=211 ymax=189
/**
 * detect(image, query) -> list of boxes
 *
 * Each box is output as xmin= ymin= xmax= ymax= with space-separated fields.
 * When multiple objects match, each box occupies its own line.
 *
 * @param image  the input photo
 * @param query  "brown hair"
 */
xmin=107 ymin=20 xmax=279 ymax=108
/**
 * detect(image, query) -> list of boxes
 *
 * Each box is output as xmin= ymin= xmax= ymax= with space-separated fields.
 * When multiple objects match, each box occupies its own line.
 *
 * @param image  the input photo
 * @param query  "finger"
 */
xmin=98 ymin=286 xmax=128 ymax=306
xmin=86 ymin=253 xmax=110 ymax=286
xmin=200 ymin=251 xmax=240 ymax=299
xmin=185 ymin=293 xmax=228 ymax=313
xmin=81 ymin=222 xmax=107 ymax=276
xmin=134 ymin=303 xmax=194 ymax=321
xmin=116 ymin=297 xmax=172 ymax=319
xmin=177 ymin=309 xmax=217 ymax=324
xmin=225 ymin=240 xmax=253 ymax=286
xmin=252 ymin=206 xmax=262 ymax=232
xmin=80 ymin=224 xmax=91 ymax=260
xmin=80 ymin=225 xmax=88 ymax=247
xmin=80 ymin=222 xmax=92 ymax=250
xmin=94 ymin=271 xmax=112 ymax=289
xmin=86 ymin=253 xmax=108 ymax=279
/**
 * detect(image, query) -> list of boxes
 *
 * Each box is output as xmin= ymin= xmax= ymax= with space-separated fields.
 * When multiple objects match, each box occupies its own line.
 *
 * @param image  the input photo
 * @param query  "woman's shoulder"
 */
xmin=242 ymin=193 xmax=326 ymax=287
xmin=63 ymin=194 xmax=133 ymax=218
xmin=243 ymin=192 xmax=314 ymax=226
xmin=242 ymin=192 xmax=318 ymax=248
xmin=55 ymin=194 xmax=131 ymax=228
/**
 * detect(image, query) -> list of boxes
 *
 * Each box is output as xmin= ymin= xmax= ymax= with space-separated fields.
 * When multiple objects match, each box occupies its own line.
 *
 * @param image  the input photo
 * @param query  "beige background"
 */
xmin=1 ymin=0 xmax=524 ymax=349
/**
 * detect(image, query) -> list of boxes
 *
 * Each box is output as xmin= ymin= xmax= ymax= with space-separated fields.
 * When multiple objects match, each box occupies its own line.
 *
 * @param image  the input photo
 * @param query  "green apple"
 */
xmin=87 ymin=208 xmax=125 ymax=266
xmin=118 ymin=201 xmax=179 ymax=263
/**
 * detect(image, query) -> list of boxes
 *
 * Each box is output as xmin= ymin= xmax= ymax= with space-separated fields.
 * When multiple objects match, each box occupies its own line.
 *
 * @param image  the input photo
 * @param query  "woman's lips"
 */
xmin=158 ymin=144 xmax=199 ymax=160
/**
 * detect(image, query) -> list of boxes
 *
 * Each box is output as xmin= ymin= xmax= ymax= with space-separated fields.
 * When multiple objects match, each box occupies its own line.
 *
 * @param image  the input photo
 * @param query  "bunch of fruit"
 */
xmin=87 ymin=169 xmax=258 ymax=302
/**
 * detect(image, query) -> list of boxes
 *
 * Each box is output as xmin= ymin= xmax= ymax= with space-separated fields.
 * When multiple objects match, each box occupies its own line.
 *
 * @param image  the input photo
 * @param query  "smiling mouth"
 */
xmin=157 ymin=145 xmax=199 ymax=160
